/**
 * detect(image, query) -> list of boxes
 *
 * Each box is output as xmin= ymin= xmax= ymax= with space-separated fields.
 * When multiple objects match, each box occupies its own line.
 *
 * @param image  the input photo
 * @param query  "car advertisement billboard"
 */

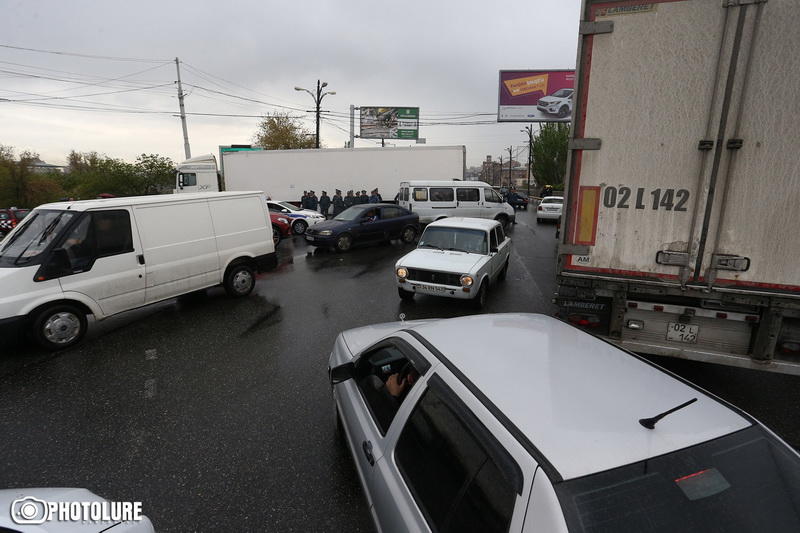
xmin=360 ymin=107 xmax=419 ymax=139
xmin=497 ymin=70 xmax=575 ymax=122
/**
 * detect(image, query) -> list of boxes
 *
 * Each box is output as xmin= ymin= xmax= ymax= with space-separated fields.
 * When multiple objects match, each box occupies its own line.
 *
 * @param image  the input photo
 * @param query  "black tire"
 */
xmin=224 ymin=263 xmax=256 ymax=297
xmin=398 ymin=287 xmax=415 ymax=301
xmin=400 ymin=225 xmax=417 ymax=244
xmin=292 ymin=219 xmax=308 ymax=235
xmin=31 ymin=303 xmax=87 ymax=350
xmin=472 ymin=281 xmax=488 ymax=309
xmin=495 ymin=215 xmax=509 ymax=230
xmin=536 ymin=218 xmax=541 ymax=224
xmin=558 ymin=105 xmax=569 ymax=118
xmin=272 ymin=228 xmax=281 ymax=246
xmin=336 ymin=233 xmax=353 ymax=252
xmin=499 ymin=259 xmax=509 ymax=281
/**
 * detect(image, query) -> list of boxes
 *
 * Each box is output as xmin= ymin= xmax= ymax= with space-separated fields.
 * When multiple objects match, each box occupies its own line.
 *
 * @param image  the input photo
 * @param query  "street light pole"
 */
xmin=295 ymin=80 xmax=336 ymax=149
xmin=522 ymin=125 xmax=534 ymax=195
xmin=507 ymin=146 xmax=513 ymax=188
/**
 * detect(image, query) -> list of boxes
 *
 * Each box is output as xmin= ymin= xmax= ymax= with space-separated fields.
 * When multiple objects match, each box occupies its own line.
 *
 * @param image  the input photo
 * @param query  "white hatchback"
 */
xmin=536 ymin=196 xmax=563 ymax=222
xmin=395 ymin=218 xmax=510 ymax=308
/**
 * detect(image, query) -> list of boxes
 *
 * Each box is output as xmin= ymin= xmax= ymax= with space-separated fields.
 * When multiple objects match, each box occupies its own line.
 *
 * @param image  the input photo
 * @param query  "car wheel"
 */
xmin=31 ymin=304 xmax=87 ymax=350
xmin=401 ymin=226 xmax=417 ymax=244
xmin=536 ymin=218 xmax=541 ymax=224
xmin=292 ymin=219 xmax=308 ymax=235
xmin=472 ymin=281 xmax=488 ymax=309
xmin=495 ymin=215 xmax=509 ymax=230
xmin=558 ymin=105 xmax=569 ymax=118
xmin=224 ymin=263 xmax=256 ymax=297
xmin=499 ymin=259 xmax=509 ymax=281
xmin=398 ymin=287 xmax=415 ymax=301
xmin=336 ymin=233 xmax=353 ymax=252
xmin=272 ymin=227 xmax=281 ymax=246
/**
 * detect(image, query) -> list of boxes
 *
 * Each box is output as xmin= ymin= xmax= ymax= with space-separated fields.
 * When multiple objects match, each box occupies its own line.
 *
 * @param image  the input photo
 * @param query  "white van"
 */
xmin=0 ymin=192 xmax=276 ymax=350
xmin=397 ymin=180 xmax=515 ymax=227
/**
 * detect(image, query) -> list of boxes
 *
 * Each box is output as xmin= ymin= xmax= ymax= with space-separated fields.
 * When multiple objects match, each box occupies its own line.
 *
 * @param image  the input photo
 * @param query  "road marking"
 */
xmin=145 ymin=349 xmax=157 ymax=360
xmin=143 ymin=379 xmax=156 ymax=399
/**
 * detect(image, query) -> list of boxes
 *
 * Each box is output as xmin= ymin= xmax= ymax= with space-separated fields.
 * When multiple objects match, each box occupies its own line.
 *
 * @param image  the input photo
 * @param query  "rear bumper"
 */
xmin=537 ymin=211 xmax=561 ymax=220
xmin=255 ymin=252 xmax=278 ymax=272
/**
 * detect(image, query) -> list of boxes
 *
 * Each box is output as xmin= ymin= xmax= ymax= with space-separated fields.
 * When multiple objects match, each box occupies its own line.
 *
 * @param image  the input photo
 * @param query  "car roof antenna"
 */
xmin=399 ymin=313 xmax=406 ymax=323
xmin=639 ymin=398 xmax=697 ymax=430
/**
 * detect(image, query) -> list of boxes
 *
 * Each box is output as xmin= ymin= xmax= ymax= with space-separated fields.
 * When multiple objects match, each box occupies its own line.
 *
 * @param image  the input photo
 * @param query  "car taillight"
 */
xmin=538 ymin=205 xmax=543 ymax=211
xmin=567 ymin=313 xmax=601 ymax=327
xmin=11 ymin=220 xmax=17 ymax=228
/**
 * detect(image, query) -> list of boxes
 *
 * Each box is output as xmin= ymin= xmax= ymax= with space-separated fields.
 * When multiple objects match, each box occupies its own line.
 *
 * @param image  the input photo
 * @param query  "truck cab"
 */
xmin=175 ymin=154 xmax=221 ymax=193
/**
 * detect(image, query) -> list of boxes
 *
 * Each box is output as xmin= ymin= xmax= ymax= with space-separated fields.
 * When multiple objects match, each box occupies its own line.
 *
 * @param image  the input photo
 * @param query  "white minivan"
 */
xmin=398 ymin=180 xmax=515 ymax=227
xmin=0 ymin=192 xmax=276 ymax=350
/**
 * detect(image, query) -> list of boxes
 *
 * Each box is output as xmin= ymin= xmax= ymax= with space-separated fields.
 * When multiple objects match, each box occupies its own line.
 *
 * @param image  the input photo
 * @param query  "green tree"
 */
xmin=531 ymin=122 xmax=570 ymax=187
xmin=133 ymin=153 xmax=176 ymax=195
xmin=0 ymin=146 xmax=63 ymax=207
xmin=253 ymin=112 xmax=316 ymax=150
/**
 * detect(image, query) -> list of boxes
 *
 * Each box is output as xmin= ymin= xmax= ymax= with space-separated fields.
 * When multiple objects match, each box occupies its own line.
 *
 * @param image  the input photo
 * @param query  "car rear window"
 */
xmin=554 ymin=425 xmax=800 ymax=532
xmin=0 ymin=212 xmax=9 ymax=220
xmin=543 ymin=197 xmax=563 ymax=204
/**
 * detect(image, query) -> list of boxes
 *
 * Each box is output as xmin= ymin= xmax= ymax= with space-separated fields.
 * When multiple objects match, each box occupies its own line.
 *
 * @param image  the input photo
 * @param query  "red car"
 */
xmin=270 ymin=212 xmax=292 ymax=245
xmin=0 ymin=207 xmax=30 ymax=238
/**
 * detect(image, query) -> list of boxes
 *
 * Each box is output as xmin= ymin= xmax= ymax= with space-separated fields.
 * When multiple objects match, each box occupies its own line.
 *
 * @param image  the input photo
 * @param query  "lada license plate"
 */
xmin=666 ymin=322 xmax=699 ymax=343
xmin=305 ymin=235 xmax=315 ymax=241
xmin=414 ymin=284 xmax=447 ymax=293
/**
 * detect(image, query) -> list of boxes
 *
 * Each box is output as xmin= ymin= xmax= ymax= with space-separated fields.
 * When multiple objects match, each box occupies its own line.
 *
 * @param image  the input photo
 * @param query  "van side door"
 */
xmin=456 ymin=187 xmax=482 ymax=218
xmin=56 ymin=208 xmax=146 ymax=317
xmin=429 ymin=187 xmax=457 ymax=215
xmin=482 ymin=188 xmax=505 ymax=219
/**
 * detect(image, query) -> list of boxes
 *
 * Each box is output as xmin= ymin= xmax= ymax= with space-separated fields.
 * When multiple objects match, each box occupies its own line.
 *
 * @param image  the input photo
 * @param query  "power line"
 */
xmin=5 ymin=83 xmax=173 ymax=102
xmin=0 ymin=43 xmax=171 ymax=63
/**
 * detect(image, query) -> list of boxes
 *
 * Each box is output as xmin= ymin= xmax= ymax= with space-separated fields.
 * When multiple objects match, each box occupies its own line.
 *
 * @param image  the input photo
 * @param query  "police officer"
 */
xmin=354 ymin=191 xmax=362 ymax=204
xmin=319 ymin=190 xmax=331 ymax=218
xmin=360 ymin=190 xmax=369 ymax=204
xmin=301 ymin=191 xmax=308 ymax=209
xmin=332 ymin=189 xmax=345 ymax=216
xmin=369 ymin=189 xmax=380 ymax=203
xmin=308 ymin=190 xmax=318 ymax=212
xmin=344 ymin=190 xmax=355 ymax=209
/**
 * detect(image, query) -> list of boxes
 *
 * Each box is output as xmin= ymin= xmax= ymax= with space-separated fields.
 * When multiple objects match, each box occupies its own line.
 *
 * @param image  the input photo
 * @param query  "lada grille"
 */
xmin=407 ymin=269 xmax=461 ymax=286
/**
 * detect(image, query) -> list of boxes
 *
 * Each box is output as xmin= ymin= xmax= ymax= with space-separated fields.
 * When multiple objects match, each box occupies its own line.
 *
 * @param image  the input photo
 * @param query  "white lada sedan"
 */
xmin=394 ymin=218 xmax=510 ymax=308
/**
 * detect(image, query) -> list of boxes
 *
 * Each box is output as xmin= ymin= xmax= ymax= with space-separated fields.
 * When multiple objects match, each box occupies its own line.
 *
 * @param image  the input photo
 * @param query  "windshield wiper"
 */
xmin=419 ymin=243 xmax=443 ymax=250
xmin=639 ymin=398 xmax=697 ymax=429
xmin=14 ymin=214 xmax=63 ymax=265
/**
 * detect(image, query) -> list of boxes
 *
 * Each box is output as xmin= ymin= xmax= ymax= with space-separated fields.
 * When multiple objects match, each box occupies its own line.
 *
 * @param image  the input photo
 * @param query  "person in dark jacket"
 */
xmin=360 ymin=190 xmax=369 ymax=204
xmin=332 ymin=189 xmax=345 ymax=216
xmin=344 ymin=190 xmax=355 ymax=209
xmin=307 ymin=191 xmax=319 ymax=211
xmin=301 ymin=191 xmax=308 ymax=209
xmin=369 ymin=189 xmax=381 ymax=203
xmin=319 ymin=191 xmax=331 ymax=218
xmin=354 ymin=191 xmax=362 ymax=204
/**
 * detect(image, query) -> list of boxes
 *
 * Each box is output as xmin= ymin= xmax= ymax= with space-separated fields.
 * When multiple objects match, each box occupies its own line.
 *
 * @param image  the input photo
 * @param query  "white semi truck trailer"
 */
xmin=175 ymin=145 xmax=466 ymax=202
xmin=556 ymin=0 xmax=800 ymax=374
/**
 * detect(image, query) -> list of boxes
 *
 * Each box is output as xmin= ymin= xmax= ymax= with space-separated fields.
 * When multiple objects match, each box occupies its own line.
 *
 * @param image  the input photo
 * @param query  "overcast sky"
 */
xmin=0 ymin=0 xmax=580 ymax=168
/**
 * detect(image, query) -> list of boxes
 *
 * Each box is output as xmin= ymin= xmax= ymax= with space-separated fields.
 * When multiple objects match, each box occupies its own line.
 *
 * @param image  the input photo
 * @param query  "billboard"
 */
xmin=360 ymin=107 xmax=419 ymax=139
xmin=497 ymin=70 xmax=576 ymax=122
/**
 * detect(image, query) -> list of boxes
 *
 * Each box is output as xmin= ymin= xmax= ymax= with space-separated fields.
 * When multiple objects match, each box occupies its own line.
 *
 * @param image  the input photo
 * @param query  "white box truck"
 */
xmin=556 ymin=0 xmax=800 ymax=374
xmin=0 ymin=192 xmax=276 ymax=350
xmin=175 ymin=145 xmax=467 ymax=202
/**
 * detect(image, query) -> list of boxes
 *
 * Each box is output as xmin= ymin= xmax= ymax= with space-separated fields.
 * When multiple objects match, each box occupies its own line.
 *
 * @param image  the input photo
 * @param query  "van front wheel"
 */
xmin=31 ymin=304 xmax=87 ymax=350
xmin=224 ymin=263 xmax=256 ymax=297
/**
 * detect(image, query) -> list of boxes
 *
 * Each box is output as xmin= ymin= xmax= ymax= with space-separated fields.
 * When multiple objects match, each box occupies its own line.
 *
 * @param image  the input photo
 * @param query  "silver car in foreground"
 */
xmin=329 ymin=313 xmax=800 ymax=532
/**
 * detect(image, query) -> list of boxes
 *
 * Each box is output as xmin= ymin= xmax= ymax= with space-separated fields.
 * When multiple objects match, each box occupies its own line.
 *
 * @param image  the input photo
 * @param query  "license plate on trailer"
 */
xmin=666 ymin=322 xmax=699 ymax=343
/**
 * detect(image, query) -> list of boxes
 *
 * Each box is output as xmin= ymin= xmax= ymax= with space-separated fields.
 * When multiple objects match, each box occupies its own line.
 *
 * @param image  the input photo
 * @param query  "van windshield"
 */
xmin=554 ymin=425 xmax=800 ymax=532
xmin=0 ymin=210 xmax=77 ymax=267
xmin=418 ymin=226 xmax=488 ymax=255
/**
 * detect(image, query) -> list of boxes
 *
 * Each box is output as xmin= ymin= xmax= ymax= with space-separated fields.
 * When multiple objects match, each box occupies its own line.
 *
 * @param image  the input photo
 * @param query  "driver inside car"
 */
xmin=385 ymin=366 xmax=419 ymax=401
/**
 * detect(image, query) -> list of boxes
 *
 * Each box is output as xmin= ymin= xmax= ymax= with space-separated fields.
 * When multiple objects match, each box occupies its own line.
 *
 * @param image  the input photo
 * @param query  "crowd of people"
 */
xmin=300 ymin=188 xmax=383 ymax=218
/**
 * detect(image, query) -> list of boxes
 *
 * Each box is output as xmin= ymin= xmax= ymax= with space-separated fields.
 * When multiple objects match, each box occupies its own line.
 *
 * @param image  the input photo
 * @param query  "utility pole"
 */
xmin=522 ymin=125 xmax=534 ymax=196
xmin=349 ymin=104 xmax=355 ymax=148
xmin=498 ymin=156 xmax=503 ymax=187
xmin=295 ymin=80 xmax=336 ymax=149
xmin=507 ymin=145 xmax=513 ymax=188
xmin=175 ymin=57 xmax=191 ymax=160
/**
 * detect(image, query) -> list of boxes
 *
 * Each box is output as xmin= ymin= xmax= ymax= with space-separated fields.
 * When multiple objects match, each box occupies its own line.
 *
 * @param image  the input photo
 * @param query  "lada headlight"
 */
xmin=460 ymin=274 xmax=474 ymax=287
xmin=396 ymin=267 xmax=408 ymax=279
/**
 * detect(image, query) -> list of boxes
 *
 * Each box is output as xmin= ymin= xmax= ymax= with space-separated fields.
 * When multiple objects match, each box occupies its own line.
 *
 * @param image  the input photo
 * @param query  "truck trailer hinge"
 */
xmin=723 ymin=0 xmax=767 ymax=7
xmin=569 ymin=138 xmax=602 ymax=151
xmin=726 ymin=138 xmax=744 ymax=149
xmin=711 ymin=254 xmax=750 ymax=271
xmin=579 ymin=20 xmax=614 ymax=35
xmin=655 ymin=251 xmax=689 ymax=267
xmin=698 ymin=140 xmax=714 ymax=151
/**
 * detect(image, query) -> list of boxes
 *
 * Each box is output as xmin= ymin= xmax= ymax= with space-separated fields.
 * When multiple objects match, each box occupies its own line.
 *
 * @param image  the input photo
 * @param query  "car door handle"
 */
xmin=362 ymin=439 xmax=375 ymax=466
xmin=137 ymin=254 xmax=145 ymax=265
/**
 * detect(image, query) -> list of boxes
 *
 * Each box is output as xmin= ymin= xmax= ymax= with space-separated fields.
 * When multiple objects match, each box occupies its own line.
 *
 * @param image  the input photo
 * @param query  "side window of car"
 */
xmin=457 ymin=188 xmax=480 ymax=202
xmin=413 ymin=188 xmax=428 ymax=202
xmin=430 ymin=188 xmax=455 ymax=202
xmin=61 ymin=210 xmax=134 ymax=273
xmin=402 ymin=188 xmax=410 ymax=201
xmin=495 ymin=226 xmax=505 ymax=244
xmin=268 ymin=203 xmax=282 ymax=212
xmin=395 ymin=376 xmax=520 ymax=533
xmin=489 ymin=229 xmax=499 ymax=251
xmin=381 ymin=207 xmax=401 ymax=219
xmin=180 ymin=172 xmax=197 ymax=187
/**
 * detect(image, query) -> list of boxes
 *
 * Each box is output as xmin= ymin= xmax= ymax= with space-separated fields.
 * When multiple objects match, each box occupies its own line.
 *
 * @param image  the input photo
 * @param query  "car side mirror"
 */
xmin=330 ymin=362 xmax=355 ymax=384
xmin=491 ymin=247 xmax=499 ymax=254
xmin=282 ymin=209 xmax=290 ymax=213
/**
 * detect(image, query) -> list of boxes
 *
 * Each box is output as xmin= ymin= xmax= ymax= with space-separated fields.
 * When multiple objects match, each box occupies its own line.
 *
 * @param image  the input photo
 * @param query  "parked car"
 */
xmin=328 ymin=313 xmax=800 ymax=533
xmin=537 ymin=88 xmax=574 ymax=118
xmin=266 ymin=200 xmax=324 ymax=235
xmin=304 ymin=204 xmax=418 ymax=252
xmin=395 ymin=218 xmax=510 ymax=307
xmin=537 ymin=196 xmax=563 ymax=223
xmin=0 ymin=207 xmax=31 ymax=239
xmin=0 ymin=487 xmax=155 ymax=531
xmin=506 ymin=191 xmax=529 ymax=210
xmin=0 ymin=192 xmax=276 ymax=350
xmin=269 ymin=212 xmax=292 ymax=245
xmin=397 ymin=180 xmax=515 ymax=228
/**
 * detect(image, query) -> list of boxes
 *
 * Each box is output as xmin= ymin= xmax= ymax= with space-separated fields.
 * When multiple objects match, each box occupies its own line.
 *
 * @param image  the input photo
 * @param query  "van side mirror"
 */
xmin=330 ymin=362 xmax=355 ymax=384
xmin=177 ymin=173 xmax=184 ymax=189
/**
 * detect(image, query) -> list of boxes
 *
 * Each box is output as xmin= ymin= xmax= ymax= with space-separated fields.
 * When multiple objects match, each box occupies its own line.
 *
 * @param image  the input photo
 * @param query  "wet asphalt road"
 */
xmin=1 ymin=207 xmax=798 ymax=532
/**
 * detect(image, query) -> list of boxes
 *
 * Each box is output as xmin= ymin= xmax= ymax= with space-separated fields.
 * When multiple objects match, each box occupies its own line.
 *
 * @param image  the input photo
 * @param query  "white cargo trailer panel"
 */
xmin=221 ymin=146 xmax=466 ymax=202
xmin=562 ymin=0 xmax=800 ymax=296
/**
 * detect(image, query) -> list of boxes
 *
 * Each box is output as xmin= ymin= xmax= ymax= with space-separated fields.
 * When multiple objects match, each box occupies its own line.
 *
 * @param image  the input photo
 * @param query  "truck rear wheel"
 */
xmin=224 ymin=263 xmax=256 ymax=297
xmin=31 ymin=303 xmax=87 ymax=350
